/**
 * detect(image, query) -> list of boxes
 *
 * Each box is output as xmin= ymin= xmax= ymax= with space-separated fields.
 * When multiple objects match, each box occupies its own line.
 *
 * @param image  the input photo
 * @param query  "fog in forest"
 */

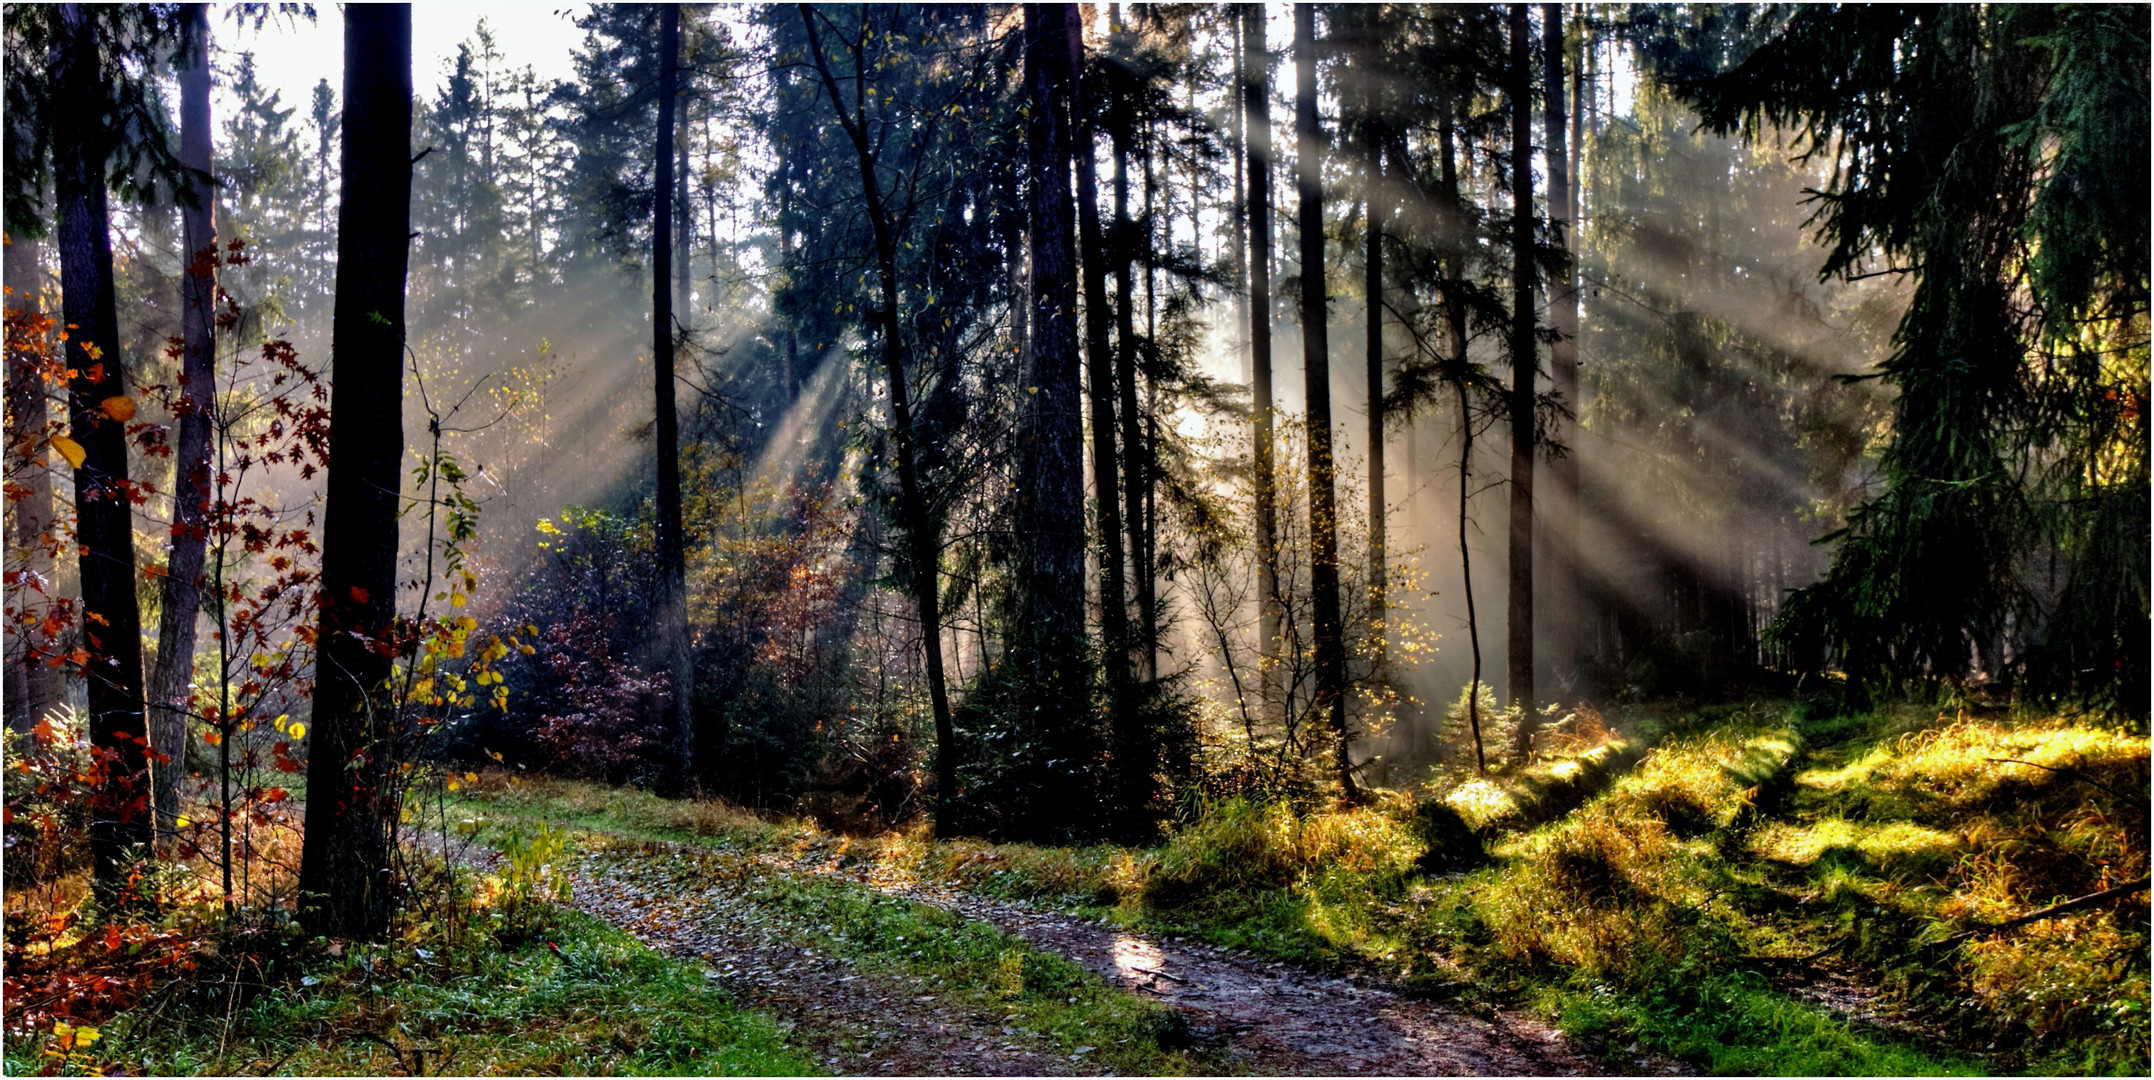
xmin=10 ymin=3 xmax=2138 ymax=842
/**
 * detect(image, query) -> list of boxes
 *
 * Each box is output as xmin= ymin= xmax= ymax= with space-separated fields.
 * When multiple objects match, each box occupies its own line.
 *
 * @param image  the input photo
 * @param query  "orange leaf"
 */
xmin=49 ymin=435 xmax=84 ymax=469
xmin=101 ymin=396 xmax=136 ymax=421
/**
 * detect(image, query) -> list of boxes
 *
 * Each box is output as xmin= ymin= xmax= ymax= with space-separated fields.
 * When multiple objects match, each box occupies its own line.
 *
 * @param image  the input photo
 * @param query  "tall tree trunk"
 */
xmin=1363 ymin=85 xmax=1387 ymax=675
xmin=1541 ymin=2 xmax=1578 ymax=701
xmin=299 ymin=3 xmax=411 ymax=938
xmin=1505 ymin=2 xmax=1539 ymax=753
xmin=653 ymin=4 xmax=695 ymax=788
xmin=1018 ymin=0 xmax=1089 ymax=677
xmin=1231 ymin=12 xmax=1248 ymax=389
xmin=1459 ymin=384 xmax=1487 ymax=776
xmin=675 ymin=44 xmax=693 ymax=326
xmin=54 ymin=3 xmax=153 ymax=900
xmin=149 ymin=2 xmax=216 ymax=848
xmin=797 ymin=6 xmax=955 ymax=833
xmin=1074 ymin=24 xmax=1132 ymax=711
xmin=1109 ymin=8 xmax=1151 ymax=689
xmin=3 ymin=234 xmax=61 ymax=736
xmin=1296 ymin=3 xmax=1355 ymax=800
xmin=1240 ymin=3 xmax=1282 ymax=715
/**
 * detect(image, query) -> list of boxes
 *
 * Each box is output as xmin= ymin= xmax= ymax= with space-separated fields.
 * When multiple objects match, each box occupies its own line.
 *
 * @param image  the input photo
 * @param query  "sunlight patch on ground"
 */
xmin=1110 ymin=934 xmax=1163 ymax=980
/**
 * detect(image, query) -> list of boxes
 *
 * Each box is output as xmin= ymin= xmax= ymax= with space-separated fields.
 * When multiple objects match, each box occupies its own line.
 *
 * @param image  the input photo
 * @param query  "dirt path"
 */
xmin=567 ymin=852 xmax=1093 ymax=1076
xmin=526 ymin=824 xmax=1674 ymax=1077
xmin=773 ymin=857 xmax=1670 ymax=1077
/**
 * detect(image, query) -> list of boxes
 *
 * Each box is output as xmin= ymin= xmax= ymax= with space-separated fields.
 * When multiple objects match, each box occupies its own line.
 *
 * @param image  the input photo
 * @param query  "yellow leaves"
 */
xmin=456 ymin=615 xmax=478 ymax=632
xmin=174 ymin=815 xmax=191 ymax=829
xmin=101 ymin=395 xmax=135 ymax=421
xmin=49 ymin=1020 xmax=99 ymax=1052
xmin=49 ymin=435 xmax=84 ymax=469
xmin=288 ymin=722 xmax=305 ymax=741
xmin=450 ymin=592 xmax=467 ymax=608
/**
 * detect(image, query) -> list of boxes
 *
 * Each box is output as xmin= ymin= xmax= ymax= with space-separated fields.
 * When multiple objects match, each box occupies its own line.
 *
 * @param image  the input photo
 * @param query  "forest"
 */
xmin=1 ymin=2 xmax=2147 ymax=1076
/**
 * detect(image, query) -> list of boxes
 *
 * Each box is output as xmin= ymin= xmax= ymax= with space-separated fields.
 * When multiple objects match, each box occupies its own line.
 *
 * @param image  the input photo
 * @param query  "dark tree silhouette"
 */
xmin=298 ymin=3 xmax=412 ymax=939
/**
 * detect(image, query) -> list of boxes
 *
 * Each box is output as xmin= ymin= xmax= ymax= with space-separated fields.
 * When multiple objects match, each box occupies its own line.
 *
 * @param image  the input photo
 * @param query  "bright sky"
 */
xmin=215 ymin=2 xmax=591 ymax=124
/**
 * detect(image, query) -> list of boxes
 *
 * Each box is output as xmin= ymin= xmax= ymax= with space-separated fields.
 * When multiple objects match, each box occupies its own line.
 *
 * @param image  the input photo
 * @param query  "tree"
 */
xmin=49 ymin=2 xmax=163 ymax=900
xmin=1540 ymin=2 xmax=1578 ymax=696
xmin=1295 ymin=2 xmax=1354 ymax=799
xmin=1240 ymin=3 xmax=1281 ymax=716
xmin=1011 ymin=0 xmax=1095 ymax=825
xmin=1503 ymin=3 xmax=1538 ymax=751
xmin=1074 ymin=16 xmax=1133 ymax=723
xmin=652 ymin=3 xmax=694 ymax=786
xmin=793 ymin=3 xmax=957 ymax=830
xmin=1671 ymin=5 xmax=2148 ymax=712
xmin=147 ymin=1 xmax=216 ymax=846
xmin=298 ymin=3 xmax=412 ymax=939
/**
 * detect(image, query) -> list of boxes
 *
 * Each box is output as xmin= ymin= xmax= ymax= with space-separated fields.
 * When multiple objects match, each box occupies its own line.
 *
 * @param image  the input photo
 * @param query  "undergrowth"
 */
xmin=457 ymin=700 xmax=2148 ymax=1075
xmin=1 ymin=902 xmax=814 ymax=1077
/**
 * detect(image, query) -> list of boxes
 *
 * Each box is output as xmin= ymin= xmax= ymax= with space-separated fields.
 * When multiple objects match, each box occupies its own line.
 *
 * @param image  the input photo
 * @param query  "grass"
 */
xmin=562 ymin=832 xmax=1218 ymax=1076
xmin=460 ymin=700 xmax=2150 ymax=1076
xmin=3 ymin=905 xmax=817 ymax=1077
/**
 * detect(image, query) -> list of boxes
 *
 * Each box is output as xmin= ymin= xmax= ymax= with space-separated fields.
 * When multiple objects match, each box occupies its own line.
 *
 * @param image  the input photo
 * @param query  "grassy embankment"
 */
xmin=2 ymin=897 xmax=814 ymax=1077
xmin=463 ymin=701 xmax=2150 ymax=1076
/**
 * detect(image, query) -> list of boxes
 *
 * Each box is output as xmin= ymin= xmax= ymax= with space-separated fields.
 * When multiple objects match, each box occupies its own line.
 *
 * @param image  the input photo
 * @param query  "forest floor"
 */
xmin=6 ymin=699 xmax=2141 ymax=1076
xmin=550 ymin=826 xmax=1640 ymax=1076
xmin=453 ymin=698 xmax=2148 ymax=1077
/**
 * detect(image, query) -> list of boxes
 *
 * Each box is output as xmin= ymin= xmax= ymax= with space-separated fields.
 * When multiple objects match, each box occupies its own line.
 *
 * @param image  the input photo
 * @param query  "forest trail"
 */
xmin=493 ymin=823 xmax=1675 ymax=1077
xmin=803 ymin=868 xmax=1635 ymax=1076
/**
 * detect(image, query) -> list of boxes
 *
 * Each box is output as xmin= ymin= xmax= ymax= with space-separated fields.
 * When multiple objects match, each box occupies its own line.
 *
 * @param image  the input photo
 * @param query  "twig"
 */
xmin=1984 ymin=757 xmax=2133 ymax=801
xmin=1128 ymin=966 xmax=1188 ymax=984
xmin=1940 ymin=877 xmax=2151 ymax=945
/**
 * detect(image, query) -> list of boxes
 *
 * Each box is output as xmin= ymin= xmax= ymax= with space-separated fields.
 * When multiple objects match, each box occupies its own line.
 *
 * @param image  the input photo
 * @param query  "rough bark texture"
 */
xmin=1106 ymin=9 xmax=1153 ymax=688
xmin=53 ymin=3 xmax=154 ymax=899
xmin=1541 ymin=2 xmax=1579 ymax=698
xmin=3 ymin=234 xmax=62 ymax=736
xmin=1505 ymin=3 xmax=1539 ymax=745
xmin=654 ymin=4 xmax=695 ymax=788
xmin=1296 ymin=4 xmax=1355 ymax=799
xmin=1241 ymin=4 xmax=1282 ymax=714
xmin=1074 ymin=32 xmax=1130 ymax=698
xmin=298 ymin=4 xmax=411 ymax=939
xmin=1018 ymin=3 xmax=1088 ymax=674
xmin=796 ymin=6 xmax=955 ymax=832
xmin=148 ymin=2 xmax=215 ymax=845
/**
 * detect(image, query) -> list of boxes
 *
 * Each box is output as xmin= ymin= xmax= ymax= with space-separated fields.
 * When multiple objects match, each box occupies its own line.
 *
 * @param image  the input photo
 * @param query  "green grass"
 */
xmin=4 ymin=907 xmax=816 ymax=1077
xmin=544 ymin=830 xmax=1220 ymax=1076
xmin=454 ymin=700 xmax=2149 ymax=1076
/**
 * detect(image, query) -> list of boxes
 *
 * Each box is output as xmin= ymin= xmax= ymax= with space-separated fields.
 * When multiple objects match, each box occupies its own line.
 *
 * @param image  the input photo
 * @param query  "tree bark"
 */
xmin=148 ymin=2 xmax=216 ymax=848
xmin=1018 ymin=0 xmax=1090 ymax=692
xmin=53 ymin=3 xmax=154 ymax=899
xmin=1240 ymin=4 xmax=1282 ymax=716
xmin=1362 ymin=44 xmax=1387 ymax=674
xmin=1541 ymin=2 xmax=1578 ymax=700
xmin=298 ymin=3 xmax=411 ymax=939
xmin=1296 ymin=4 xmax=1355 ymax=800
xmin=1505 ymin=2 xmax=1539 ymax=752
xmin=1074 ymin=30 xmax=1130 ymax=701
xmin=796 ymin=6 xmax=955 ymax=832
xmin=653 ymin=4 xmax=695 ymax=789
